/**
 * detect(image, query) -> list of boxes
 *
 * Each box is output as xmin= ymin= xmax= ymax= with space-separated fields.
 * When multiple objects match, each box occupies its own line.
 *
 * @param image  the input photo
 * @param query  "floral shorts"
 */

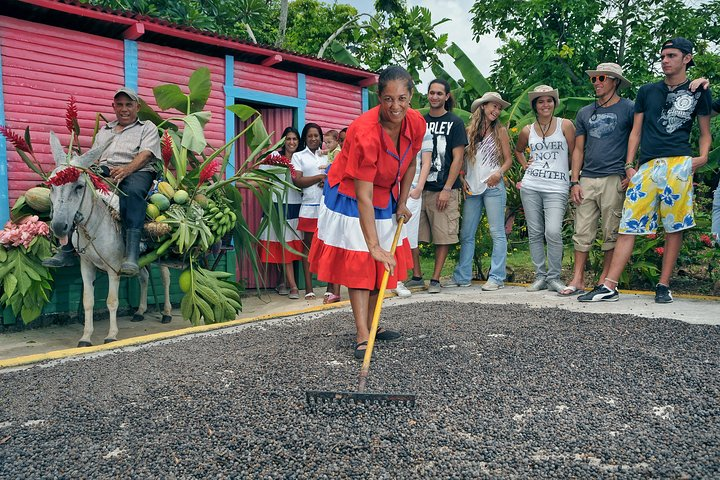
xmin=619 ymin=156 xmax=694 ymax=235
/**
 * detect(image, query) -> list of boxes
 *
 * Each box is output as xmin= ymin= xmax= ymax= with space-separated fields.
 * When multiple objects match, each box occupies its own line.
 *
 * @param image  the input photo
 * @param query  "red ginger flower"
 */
xmin=161 ymin=130 xmax=173 ymax=170
xmin=198 ymin=158 xmax=221 ymax=186
xmin=0 ymin=125 xmax=31 ymax=153
xmin=700 ymin=234 xmax=713 ymax=247
xmin=647 ymin=233 xmax=657 ymax=240
xmin=46 ymin=166 xmax=81 ymax=186
xmin=654 ymin=247 xmax=664 ymax=256
xmin=88 ymin=172 xmax=110 ymax=194
xmin=261 ymin=152 xmax=297 ymax=178
xmin=66 ymin=96 xmax=79 ymax=135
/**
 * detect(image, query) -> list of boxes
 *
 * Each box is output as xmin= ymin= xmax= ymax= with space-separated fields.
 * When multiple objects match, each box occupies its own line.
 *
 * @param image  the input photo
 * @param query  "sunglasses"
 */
xmin=591 ymin=75 xmax=615 ymax=83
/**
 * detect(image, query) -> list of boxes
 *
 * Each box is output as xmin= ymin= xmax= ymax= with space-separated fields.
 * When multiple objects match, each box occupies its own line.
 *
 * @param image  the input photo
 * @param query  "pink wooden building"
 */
xmin=0 ymin=0 xmax=377 ymax=294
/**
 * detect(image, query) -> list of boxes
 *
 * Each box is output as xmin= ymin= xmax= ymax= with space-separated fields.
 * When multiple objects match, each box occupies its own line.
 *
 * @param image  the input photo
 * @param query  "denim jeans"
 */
xmin=452 ymin=183 xmax=507 ymax=284
xmin=520 ymin=188 xmax=568 ymax=281
xmin=713 ymin=185 xmax=720 ymax=245
xmin=119 ymin=171 xmax=155 ymax=230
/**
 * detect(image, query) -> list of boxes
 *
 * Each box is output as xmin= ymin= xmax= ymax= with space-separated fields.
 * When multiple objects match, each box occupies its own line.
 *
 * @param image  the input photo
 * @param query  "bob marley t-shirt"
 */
xmin=423 ymin=111 xmax=468 ymax=191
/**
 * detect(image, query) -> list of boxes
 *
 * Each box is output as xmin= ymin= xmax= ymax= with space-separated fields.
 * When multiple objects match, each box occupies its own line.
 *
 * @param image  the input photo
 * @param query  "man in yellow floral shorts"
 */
xmin=579 ymin=37 xmax=713 ymax=304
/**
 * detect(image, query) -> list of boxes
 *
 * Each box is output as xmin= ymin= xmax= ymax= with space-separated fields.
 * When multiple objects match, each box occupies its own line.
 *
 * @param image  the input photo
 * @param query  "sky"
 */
xmin=343 ymin=0 xmax=500 ymax=89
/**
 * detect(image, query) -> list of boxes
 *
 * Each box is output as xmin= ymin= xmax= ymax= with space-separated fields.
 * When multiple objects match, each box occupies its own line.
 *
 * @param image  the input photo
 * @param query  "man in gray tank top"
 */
xmin=560 ymin=63 xmax=634 ymax=296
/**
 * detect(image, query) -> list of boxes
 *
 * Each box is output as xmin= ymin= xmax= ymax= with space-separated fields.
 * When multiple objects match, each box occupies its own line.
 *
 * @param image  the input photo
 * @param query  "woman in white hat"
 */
xmin=445 ymin=92 xmax=513 ymax=290
xmin=514 ymin=85 xmax=576 ymax=292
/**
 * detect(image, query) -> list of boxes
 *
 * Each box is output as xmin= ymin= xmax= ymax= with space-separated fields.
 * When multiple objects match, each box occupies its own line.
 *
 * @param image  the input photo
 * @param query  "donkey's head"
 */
xmin=47 ymin=132 xmax=109 ymax=243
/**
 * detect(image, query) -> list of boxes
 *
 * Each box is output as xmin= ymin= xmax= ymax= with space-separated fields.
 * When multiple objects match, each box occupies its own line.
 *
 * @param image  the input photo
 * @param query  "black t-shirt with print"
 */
xmin=713 ymin=98 xmax=720 ymax=114
xmin=423 ymin=111 xmax=468 ymax=191
xmin=635 ymin=80 xmax=712 ymax=165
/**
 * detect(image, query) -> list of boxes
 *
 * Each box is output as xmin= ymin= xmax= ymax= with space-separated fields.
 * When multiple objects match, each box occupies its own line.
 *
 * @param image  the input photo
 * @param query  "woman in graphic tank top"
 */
xmin=514 ymin=85 xmax=576 ymax=293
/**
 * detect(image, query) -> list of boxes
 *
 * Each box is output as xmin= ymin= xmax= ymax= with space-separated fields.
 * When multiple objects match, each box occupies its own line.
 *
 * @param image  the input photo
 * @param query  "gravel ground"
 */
xmin=1 ymin=301 xmax=719 ymax=479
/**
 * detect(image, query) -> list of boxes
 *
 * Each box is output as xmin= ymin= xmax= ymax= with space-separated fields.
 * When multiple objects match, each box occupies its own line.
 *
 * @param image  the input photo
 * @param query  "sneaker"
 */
xmin=393 ymin=281 xmax=412 ymax=298
xmin=443 ymin=277 xmax=472 ymax=288
xmin=427 ymin=280 xmax=441 ymax=294
xmin=404 ymin=278 xmax=426 ymax=288
xmin=655 ymin=283 xmax=673 ymax=304
xmin=526 ymin=278 xmax=547 ymax=292
xmin=578 ymin=284 xmax=619 ymax=302
xmin=481 ymin=279 xmax=504 ymax=291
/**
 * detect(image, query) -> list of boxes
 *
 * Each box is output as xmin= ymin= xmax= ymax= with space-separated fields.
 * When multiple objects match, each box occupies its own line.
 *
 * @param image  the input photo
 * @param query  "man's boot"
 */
xmin=120 ymin=228 xmax=141 ymax=275
xmin=42 ymin=243 xmax=77 ymax=268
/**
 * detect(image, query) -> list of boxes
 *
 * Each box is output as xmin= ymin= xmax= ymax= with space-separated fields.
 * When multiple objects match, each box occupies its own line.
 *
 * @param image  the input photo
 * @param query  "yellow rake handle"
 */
xmin=358 ymin=215 xmax=406 ymax=390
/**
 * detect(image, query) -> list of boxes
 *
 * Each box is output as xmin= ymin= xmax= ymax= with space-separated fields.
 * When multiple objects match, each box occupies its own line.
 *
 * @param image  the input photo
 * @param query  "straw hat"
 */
xmin=528 ymin=85 xmax=559 ymax=104
xmin=584 ymin=62 xmax=631 ymax=89
xmin=471 ymin=92 xmax=510 ymax=113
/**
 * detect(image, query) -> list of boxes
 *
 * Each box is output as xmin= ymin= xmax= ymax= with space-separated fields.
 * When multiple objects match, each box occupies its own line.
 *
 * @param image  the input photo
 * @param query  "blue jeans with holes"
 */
xmin=520 ymin=188 xmax=568 ymax=281
xmin=452 ymin=183 xmax=507 ymax=284
xmin=713 ymin=184 xmax=720 ymax=246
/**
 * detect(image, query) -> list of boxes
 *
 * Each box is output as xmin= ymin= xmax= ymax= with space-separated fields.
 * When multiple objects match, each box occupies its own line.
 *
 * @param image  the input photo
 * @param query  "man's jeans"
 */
xmin=119 ymin=171 xmax=155 ymax=230
xmin=520 ymin=188 xmax=568 ymax=281
xmin=452 ymin=184 xmax=507 ymax=284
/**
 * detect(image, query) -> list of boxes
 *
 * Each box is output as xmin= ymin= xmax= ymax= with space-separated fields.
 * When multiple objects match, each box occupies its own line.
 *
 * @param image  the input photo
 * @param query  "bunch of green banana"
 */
xmin=205 ymin=199 xmax=237 ymax=241
xmin=180 ymin=267 xmax=242 ymax=325
xmin=163 ymin=202 xmax=214 ymax=254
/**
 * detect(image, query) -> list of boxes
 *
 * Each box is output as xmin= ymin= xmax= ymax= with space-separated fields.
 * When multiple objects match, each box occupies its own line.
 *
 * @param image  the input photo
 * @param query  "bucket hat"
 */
xmin=471 ymin=92 xmax=510 ymax=113
xmin=585 ymin=62 xmax=631 ymax=89
xmin=528 ymin=85 xmax=559 ymax=104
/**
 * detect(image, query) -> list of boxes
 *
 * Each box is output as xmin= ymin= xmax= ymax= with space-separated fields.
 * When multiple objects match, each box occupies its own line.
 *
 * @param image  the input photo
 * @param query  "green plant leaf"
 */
xmin=138 ymin=98 xmax=177 ymax=131
xmin=328 ymin=40 xmax=361 ymax=67
xmin=4 ymin=273 xmax=17 ymax=298
xmin=226 ymin=104 xmax=259 ymax=122
xmin=188 ymin=67 xmax=212 ymax=112
xmin=447 ymin=42 xmax=492 ymax=95
xmin=154 ymin=84 xmax=189 ymax=113
xmin=181 ymin=115 xmax=208 ymax=153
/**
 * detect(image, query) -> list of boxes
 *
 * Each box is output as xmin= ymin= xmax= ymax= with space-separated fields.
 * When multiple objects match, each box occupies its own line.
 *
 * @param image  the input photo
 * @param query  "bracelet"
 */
xmin=624 ymin=163 xmax=635 ymax=170
xmin=442 ymin=186 xmax=452 ymax=192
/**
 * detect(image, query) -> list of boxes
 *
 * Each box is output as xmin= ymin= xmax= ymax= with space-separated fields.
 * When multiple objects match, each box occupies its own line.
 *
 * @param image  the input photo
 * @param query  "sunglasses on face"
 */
xmin=591 ymin=75 xmax=615 ymax=83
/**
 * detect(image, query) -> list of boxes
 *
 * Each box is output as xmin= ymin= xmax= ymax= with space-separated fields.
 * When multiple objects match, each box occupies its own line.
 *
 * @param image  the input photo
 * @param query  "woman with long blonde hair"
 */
xmin=445 ymin=92 xmax=513 ymax=290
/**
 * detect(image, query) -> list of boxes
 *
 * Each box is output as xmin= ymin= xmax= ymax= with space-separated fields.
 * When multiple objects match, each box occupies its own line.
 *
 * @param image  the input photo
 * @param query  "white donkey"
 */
xmin=46 ymin=132 xmax=172 ymax=347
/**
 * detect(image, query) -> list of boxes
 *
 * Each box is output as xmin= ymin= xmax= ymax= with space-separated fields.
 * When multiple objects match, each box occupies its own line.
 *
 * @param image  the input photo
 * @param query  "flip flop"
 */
xmin=323 ymin=292 xmax=333 ymax=299
xmin=304 ymin=292 xmax=316 ymax=300
xmin=323 ymin=294 xmax=341 ymax=304
xmin=558 ymin=286 xmax=585 ymax=296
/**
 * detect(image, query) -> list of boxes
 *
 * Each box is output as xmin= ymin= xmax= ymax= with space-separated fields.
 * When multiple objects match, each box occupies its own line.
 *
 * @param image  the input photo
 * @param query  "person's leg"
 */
xmin=602 ymin=234 xmax=636 ymax=289
xmin=543 ymin=191 xmax=568 ymax=283
xmin=659 ymin=231 xmax=683 ymax=286
xmin=284 ymin=262 xmax=298 ymax=291
xmin=432 ymin=245 xmax=450 ymax=280
xmin=597 ymin=175 xmax=625 ymax=286
xmin=483 ymin=185 xmax=508 ymax=283
xmin=349 ymin=288 xmax=370 ymax=345
xmin=520 ymin=188 xmax=548 ymax=280
xmin=119 ymin=171 xmax=154 ymax=275
xmin=713 ymin=184 xmax=720 ymax=245
xmin=431 ymin=190 xmax=460 ymax=283
xmin=568 ymin=177 xmax=601 ymax=289
xmin=301 ymin=231 xmax=314 ymax=297
xmin=411 ymin=248 xmax=422 ymax=277
xmin=452 ymin=194 xmax=483 ymax=284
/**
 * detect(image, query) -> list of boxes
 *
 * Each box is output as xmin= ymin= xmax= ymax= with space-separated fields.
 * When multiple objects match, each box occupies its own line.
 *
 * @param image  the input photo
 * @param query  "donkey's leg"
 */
xmin=160 ymin=266 xmax=172 ymax=324
xmin=78 ymin=259 xmax=97 ymax=347
xmin=104 ymin=272 xmax=121 ymax=343
xmin=132 ymin=267 xmax=150 ymax=322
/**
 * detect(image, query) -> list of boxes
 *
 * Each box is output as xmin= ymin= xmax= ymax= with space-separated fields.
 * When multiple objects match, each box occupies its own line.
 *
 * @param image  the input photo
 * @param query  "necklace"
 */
xmin=538 ymin=118 xmax=553 ymax=142
xmin=590 ymin=93 xmax=618 ymax=121
xmin=664 ymin=79 xmax=688 ymax=90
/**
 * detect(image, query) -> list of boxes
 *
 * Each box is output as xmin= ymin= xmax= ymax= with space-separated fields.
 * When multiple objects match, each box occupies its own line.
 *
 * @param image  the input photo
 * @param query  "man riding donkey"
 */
xmin=44 ymin=87 xmax=161 ymax=275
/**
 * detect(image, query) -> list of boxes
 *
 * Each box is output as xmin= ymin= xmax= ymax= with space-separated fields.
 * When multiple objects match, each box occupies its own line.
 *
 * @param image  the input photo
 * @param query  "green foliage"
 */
xmin=0 ymin=237 xmax=54 ymax=324
xmin=282 ymin=0 xmax=359 ymax=55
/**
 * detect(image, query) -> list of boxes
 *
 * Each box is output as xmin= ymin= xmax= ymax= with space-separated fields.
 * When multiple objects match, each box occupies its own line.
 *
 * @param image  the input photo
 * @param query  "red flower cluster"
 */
xmin=161 ymin=130 xmax=173 ymax=170
xmin=46 ymin=166 xmax=81 ymax=186
xmin=647 ymin=233 xmax=657 ymax=240
xmin=0 ymin=125 xmax=31 ymax=153
xmin=66 ymin=96 xmax=79 ymax=135
xmin=88 ymin=172 xmax=110 ymax=194
xmin=654 ymin=247 xmax=665 ymax=256
xmin=198 ymin=158 xmax=221 ymax=186
xmin=261 ymin=152 xmax=297 ymax=178
xmin=700 ymin=234 xmax=713 ymax=247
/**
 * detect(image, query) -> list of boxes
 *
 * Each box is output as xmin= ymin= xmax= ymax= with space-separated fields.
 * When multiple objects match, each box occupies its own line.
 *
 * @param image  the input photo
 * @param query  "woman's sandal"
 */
xmin=323 ymin=294 xmax=341 ymax=304
xmin=304 ymin=292 xmax=316 ymax=300
xmin=323 ymin=292 xmax=333 ymax=299
xmin=288 ymin=288 xmax=300 ymax=300
xmin=375 ymin=328 xmax=402 ymax=342
xmin=354 ymin=341 xmax=371 ymax=360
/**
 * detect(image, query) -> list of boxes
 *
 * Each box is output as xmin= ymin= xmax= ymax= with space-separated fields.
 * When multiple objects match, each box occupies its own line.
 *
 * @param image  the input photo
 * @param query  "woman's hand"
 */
xmin=409 ymin=186 xmax=422 ymax=200
xmin=369 ymin=245 xmax=396 ymax=275
xmin=486 ymin=170 xmax=502 ymax=187
xmin=396 ymin=204 xmax=412 ymax=223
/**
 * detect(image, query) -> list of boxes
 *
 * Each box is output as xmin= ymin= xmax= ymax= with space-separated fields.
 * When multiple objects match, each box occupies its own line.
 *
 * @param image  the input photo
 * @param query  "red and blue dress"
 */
xmin=309 ymin=106 xmax=426 ymax=290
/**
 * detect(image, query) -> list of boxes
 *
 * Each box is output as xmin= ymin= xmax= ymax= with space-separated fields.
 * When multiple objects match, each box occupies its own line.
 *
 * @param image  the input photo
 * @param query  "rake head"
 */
xmin=306 ymin=390 xmax=417 ymax=407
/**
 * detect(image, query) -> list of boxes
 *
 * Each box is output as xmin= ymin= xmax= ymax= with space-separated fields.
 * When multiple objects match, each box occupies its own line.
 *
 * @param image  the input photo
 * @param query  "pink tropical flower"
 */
xmin=0 ymin=215 xmax=50 ymax=248
xmin=654 ymin=247 xmax=664 ymax=256
xmin=260 ymin=152 xmax=297 ymax=178
xmin=647 ymin=233 xmax=657 ymax=240
xmin=0 ymin=125 xmax=31 ymax=153
xmin=88 ymin=172 xmax=110 ymax=194
xmin=700 ymin=234 xmax=712 ymax=247
xmin=198 ymin=158 xmax=221 ymax=186
xmin=66 ymin=96 xmax=79 ymax=135
xmin=45 ymin=166 xmax=81 ymax=187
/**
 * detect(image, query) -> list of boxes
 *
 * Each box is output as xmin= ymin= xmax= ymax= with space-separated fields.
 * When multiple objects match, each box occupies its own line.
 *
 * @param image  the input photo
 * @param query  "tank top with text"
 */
xmin=521 ymin=118 xmax=570 ymax=194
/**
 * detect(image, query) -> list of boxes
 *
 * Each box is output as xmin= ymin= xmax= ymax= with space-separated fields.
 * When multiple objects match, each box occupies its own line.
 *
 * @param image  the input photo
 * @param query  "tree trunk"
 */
xmin=616 ymin=0 xmax=631 ymax=64
xmin=275 ymin=0 xmax=288 ymax=48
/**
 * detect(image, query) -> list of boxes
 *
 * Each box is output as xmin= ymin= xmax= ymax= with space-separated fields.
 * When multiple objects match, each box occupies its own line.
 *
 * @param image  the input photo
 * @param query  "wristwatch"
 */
xmin=570 ymin=181 xmax=580 ymax=187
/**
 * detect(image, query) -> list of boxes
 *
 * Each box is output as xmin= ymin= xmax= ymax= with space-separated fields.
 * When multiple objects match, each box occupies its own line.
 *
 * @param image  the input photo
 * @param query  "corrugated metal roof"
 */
xmin=1 ymin=0 xmax=378 ymax=85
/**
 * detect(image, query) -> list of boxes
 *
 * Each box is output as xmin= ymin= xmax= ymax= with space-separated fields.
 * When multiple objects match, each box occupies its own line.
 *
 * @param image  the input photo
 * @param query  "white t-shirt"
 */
xmin=291 ymin=147 xmax=327 ymax=207
xmin=412 ymin=126 xmax=434 ymax=187
xmin=521 ymin=118 xmax=570 ymax=194
xmin=465 ymin=134 xmax=501 ymax=195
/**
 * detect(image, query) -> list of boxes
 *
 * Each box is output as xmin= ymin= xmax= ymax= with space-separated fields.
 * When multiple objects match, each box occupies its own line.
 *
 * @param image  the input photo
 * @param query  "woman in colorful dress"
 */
xmin=448 ymin=92 xmax=513 ymax=291
xmin=514 ymin=85 xmax=576 ymax=293
xmin=309 ymin=66 xmax=426 ymax=360
xmin=258 ymin=127 xmax=303 ymax=299
xmin=291 ymin=123 xmax=329 ymax=300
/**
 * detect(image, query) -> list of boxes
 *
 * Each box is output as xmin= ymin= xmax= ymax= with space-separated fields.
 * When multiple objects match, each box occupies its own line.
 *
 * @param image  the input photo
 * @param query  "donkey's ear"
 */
xmin=49 ymin=131 xmax=67 ymax=167
xmin=73 ymin=137 xmax=112 ymax=169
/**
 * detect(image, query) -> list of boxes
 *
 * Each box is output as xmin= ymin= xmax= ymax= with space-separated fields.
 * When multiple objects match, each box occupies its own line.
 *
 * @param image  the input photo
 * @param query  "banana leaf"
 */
xmin=446 ymin=42 xmax=493 ymax=95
